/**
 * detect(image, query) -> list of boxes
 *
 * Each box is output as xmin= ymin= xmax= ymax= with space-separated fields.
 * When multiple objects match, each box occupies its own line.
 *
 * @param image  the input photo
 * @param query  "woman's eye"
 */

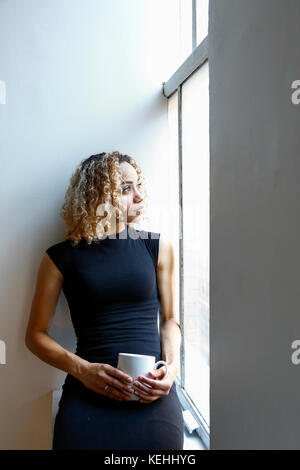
xmin=122 ymin=183 xmax=142 ymax=193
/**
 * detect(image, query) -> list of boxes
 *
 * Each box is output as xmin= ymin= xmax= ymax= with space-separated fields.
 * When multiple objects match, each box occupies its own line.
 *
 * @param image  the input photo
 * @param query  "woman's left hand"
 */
xmin=132 ymin=365 xmax=176 ymax=403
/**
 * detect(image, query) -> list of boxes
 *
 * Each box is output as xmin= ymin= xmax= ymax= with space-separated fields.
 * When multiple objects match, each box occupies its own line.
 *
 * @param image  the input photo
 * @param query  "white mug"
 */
xmin=117 ymin=353 xmax=168 ymax=401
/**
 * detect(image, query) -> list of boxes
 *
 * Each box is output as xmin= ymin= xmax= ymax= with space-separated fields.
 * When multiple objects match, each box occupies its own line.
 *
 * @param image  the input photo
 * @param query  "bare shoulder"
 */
xmin=157 ymin=234 xmax=174 ymax=270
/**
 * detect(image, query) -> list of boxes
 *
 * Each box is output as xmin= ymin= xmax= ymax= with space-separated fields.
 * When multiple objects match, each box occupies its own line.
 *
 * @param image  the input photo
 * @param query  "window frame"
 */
xmin=162 ymin=22 xmax=209 ymax=450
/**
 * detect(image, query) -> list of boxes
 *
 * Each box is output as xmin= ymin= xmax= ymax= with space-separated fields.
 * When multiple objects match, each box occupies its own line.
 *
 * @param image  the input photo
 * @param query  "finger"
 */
xmin=134 ymin=389 xmax=162 ymax=401
xmin=102 ymin=366 xmax=134 ymax=392
xmin=148 ymin=367 xmax=166 ymax=379
xmin=138 ymin=375 xmax=168 ymax=390
xmin=138 ymin=394 xmax=160 ymax=403
xmin=103 ymin=375 xmax=133 ymax=394
xmin=133 ymin=381 xmax=159 ymax=396
xmin=133 ymin=383 xmax=165 ymax=399
xmin=104 ymin=364 xmax=133 ymax=383
xmin=133 ymin=382 xmax=153 ymax=395
xmin=105 ymin=385 xmax=131 ymax=401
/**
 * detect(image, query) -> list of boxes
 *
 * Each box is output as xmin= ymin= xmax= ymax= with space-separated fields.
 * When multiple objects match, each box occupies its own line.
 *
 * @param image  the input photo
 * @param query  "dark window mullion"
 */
xmin=192 ymin=0 xmax=197 ymax=50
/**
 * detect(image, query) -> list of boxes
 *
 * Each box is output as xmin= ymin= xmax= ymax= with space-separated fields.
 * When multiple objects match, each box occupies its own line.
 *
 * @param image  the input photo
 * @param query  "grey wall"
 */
xmin=210 ymin=0 xmax=300 ymax=449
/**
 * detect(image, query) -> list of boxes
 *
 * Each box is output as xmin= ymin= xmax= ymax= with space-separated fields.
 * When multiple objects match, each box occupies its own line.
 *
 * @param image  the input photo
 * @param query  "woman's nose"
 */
xmin=134 ymin=189 xmax=143 ymax=200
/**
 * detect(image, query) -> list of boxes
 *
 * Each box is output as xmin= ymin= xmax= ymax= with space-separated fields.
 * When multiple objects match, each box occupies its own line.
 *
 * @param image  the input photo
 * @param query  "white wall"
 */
xmin=210 ymin=0 xmax=300 ymax=449
xmin=0 ymin=0 xmax=180 ymax=449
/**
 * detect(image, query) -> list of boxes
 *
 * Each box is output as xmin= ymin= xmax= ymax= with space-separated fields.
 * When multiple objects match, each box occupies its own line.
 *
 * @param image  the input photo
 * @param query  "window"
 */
xmin=178 ymin=0 xmax=209 ymax=63
xmin=178 ymin=0 xmax=193 ymax=64
xmin=196 ymin=0 xmax=209 ymax=46
xmin=163 ymin=0 xmax=209 ymax=450
xmin=182 ymin=61 xmax=209 ymax=426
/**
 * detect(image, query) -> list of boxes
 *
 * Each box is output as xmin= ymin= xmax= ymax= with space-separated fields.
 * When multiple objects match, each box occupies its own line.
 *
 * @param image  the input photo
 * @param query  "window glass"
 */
xmin=179 ymin=0 xmax=193 ymax=63
xmin=167 ymin=90 xmax=181 ymax=382
xmin=196 ymin=0 xmax=209 ymax=46
xmin=181 ymin=60 xmax=210 ymax=425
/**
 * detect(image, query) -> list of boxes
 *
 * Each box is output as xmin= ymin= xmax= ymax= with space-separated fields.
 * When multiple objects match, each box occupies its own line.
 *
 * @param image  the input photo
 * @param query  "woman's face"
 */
xmin=119 ymin=161 xmax=144 ymax=224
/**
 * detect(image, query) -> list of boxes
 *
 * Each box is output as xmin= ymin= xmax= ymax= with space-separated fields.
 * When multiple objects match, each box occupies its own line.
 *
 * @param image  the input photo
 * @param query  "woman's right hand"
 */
xmin=78 ymin=362 xmax=135 ymax=401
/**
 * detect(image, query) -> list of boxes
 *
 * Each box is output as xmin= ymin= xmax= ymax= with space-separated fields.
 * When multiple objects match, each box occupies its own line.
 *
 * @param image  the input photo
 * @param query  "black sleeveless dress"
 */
xmin=46 ymin=224 xmax=184 ymax=450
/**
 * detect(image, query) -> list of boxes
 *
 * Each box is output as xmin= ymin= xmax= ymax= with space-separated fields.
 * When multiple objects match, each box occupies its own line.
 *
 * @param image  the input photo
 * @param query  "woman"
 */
xmin=25 ymin=150 xmax=184 ymax=450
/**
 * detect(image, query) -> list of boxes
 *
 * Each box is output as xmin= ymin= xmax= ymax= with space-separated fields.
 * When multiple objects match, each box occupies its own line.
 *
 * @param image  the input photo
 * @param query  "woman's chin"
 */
xmin=127 ymin=214 xmax=143 ymax=223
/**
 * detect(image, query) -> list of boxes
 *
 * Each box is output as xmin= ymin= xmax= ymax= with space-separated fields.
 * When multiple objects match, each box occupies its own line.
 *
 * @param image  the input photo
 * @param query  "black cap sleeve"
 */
xmin=45 ymin=241 xmax=70 ymax=278
xmin=143 ymin=231 xmax=160 ymax=269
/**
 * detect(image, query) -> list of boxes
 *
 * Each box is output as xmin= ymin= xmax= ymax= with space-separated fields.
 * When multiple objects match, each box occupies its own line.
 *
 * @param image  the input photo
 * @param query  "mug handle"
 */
xmin=153 ymin=360 xmax=168 ymax=380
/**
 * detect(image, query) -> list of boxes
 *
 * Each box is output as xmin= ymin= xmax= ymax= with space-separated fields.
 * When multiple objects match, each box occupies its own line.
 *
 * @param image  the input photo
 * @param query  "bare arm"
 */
xmin=156 ymin=235 xmax=182 ymax=378
xmin=25 ymin=253 xmax=90 ymax=380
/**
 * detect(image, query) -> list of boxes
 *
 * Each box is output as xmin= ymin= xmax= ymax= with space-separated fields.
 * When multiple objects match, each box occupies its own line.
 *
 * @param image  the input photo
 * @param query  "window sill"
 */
xmin=184 ymin=427 xmax=206 ymax=450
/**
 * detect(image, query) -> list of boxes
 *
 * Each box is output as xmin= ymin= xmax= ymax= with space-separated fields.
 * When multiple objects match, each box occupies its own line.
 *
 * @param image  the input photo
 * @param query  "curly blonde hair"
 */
xmin=60 ymin=150 xmax=148 ymax=246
